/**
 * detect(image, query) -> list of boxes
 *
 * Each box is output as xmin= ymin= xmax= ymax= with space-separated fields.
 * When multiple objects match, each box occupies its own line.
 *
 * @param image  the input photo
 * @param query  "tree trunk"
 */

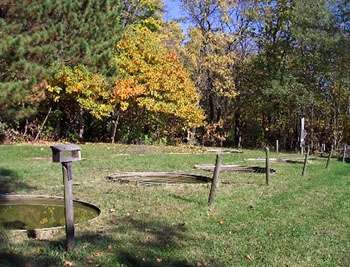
xmin=23 ymin=119 xmax=28 ymax=136
xmin=234 ymin=97 xmax=241 ymax=148
xmin=78 ymin=107 xmax=85 ymax=141
xmin=111 ymin=111 xmax=121 ymax=144
xmin=34 ymin=106 xmax=52 ymax=142
xmin=209 ymin=93 xmax=215 ymax=123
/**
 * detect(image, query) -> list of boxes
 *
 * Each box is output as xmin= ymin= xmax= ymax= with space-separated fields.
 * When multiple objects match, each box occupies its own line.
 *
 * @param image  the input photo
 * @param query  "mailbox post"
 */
xmin=50 ymin=144 xmax=81 ymax=251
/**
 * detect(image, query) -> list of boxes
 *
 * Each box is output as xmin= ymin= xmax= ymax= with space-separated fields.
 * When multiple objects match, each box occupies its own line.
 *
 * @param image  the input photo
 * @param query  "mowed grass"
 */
xmin=0 ymin=143 xmax=349 ymax=266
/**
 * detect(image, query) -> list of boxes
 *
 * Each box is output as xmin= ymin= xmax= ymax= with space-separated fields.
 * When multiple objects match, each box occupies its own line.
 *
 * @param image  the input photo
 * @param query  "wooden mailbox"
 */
xmin=51 ymin=144 xmax=81 ymax=163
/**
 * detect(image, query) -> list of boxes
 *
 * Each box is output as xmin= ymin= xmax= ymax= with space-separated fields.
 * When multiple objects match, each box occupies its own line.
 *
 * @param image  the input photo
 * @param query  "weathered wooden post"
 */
xmin=265 ymin=147 xmax=270 ymax=185
xmin=50 ymin=144 xmax=81 ymax=251
xmin=342 ymin=144 xmax=347 ymax=163
xmin=302 ymin=146 xmax=310 ymax=176
xmin=300 ymin=117 xmax=306 ymax=155
xmin=321 ymin=143 xmax=325 ymax=156
xmin=276 ymin=140 xmax=279 ymax=153
xmin=326 ymin=145 xmax=333 ymax=169
xmin=208 ymin=154 xmax=222 ymax=208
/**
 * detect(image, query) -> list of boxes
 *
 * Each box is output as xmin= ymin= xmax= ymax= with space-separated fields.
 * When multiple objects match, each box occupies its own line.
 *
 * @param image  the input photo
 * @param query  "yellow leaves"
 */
xmin=40 ymin=218 xmax=48 ymax=225
xmin=184 ymin=29 xmax=238 ymax=100
xmin=47 ymin=65 xmax=113 ymax=119
xmin=113 ymin=26 xmax=205 ymax=128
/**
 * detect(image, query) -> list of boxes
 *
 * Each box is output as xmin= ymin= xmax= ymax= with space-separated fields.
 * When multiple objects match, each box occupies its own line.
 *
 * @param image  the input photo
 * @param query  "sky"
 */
xmin=163 ymin=0 xmax=191 ymax=33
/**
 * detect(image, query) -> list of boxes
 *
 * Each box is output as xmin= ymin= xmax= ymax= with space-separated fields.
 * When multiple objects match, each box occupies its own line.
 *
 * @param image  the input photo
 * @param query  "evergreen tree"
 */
xmin=0 ymin=0 xmax=122 ymax=123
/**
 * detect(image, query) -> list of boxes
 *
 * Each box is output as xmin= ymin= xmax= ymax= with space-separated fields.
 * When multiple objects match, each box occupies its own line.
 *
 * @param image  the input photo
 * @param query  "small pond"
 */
xmin=0 ymin=195 xmax=100 ymax=230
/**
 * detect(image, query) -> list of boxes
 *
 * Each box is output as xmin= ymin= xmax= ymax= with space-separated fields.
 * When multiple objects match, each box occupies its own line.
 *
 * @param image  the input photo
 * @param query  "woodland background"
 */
xmin=1 ymin=0 xmax=350 ymax=151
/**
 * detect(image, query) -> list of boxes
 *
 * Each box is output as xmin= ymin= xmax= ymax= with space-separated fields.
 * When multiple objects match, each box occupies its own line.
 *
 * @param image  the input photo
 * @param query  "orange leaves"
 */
xmin=113 ymin=77 xmax=145 ymax=111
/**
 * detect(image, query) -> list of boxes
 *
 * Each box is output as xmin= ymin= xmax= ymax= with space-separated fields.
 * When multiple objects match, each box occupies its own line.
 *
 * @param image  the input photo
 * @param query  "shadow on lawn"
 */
xmin=74 ymin=217 xmax=194 ymax=266
xmin=0 ymin=249 xmax=60 ymax=267
xmin=0 ymin=168 xmax=35 ymax=194
xmin=1 ymin=217 xmax=199 ymax=267
xmin=168 ymin=193 xmax=205 ymax=205
xmin=337 ymin=157 xmax=350 ymax=163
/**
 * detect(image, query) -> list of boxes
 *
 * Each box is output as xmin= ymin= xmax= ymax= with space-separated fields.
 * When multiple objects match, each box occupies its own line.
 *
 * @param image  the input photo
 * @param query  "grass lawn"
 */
xmin=0 ymin=143 xmax=349 ymax=266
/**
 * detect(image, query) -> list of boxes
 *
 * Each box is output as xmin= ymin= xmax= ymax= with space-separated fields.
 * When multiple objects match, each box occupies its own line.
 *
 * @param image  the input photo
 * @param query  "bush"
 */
xmin=0 ymin=121 xmax=20 ymax=144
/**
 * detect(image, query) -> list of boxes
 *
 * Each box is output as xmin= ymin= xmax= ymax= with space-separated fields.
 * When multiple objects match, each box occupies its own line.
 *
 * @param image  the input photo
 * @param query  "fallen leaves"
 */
xmin=246 ymin=254 xmax=254 ymax=261
xmin=93 ymin=252 xmax=104 ymax=257
xmin=63 ymin=260 xmax=73 ymax=266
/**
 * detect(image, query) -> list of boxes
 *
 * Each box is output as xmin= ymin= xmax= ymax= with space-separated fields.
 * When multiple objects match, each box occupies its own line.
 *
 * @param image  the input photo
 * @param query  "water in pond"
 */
xmin=0 ymin=199 xmax=99 ymax=230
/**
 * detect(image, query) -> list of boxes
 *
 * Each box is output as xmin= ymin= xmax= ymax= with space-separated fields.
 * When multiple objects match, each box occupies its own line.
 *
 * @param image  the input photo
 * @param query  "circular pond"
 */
xmin=108 ymin=172 xmax=211 ymax=185
xmin=0 ymin=195 xmax=100 ymax=230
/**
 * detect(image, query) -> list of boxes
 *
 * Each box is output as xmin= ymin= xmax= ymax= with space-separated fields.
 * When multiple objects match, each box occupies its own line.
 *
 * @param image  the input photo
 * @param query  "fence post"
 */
xmin=265 ymin=147 xmax=270 ymax=185
xmin=62 ymin=162 xmax=75 ymax=250
xmin=208 ymin=154 xmax=222 ymax=208
xmin=302 ymin=146 xmax=310 ymax=176
xmin=326 ymin=145 xmax=333 ymax=169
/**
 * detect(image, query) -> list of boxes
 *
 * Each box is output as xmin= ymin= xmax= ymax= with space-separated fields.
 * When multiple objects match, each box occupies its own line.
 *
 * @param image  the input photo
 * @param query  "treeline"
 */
xmin=1 ymin=0 xmax=350 ymax=152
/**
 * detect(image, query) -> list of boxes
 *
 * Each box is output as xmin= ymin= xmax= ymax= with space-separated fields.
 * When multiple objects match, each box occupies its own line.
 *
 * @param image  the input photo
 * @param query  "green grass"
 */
xmin=0 ymin=144 xmax=349 ymax=266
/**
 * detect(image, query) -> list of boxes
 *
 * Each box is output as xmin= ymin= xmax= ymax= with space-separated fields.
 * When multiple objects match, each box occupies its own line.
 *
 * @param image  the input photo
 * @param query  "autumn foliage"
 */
xmin=47 ymin=65 xmax=113 ymax=120
xmin=112 ymin=26 xmax=205 ymax=138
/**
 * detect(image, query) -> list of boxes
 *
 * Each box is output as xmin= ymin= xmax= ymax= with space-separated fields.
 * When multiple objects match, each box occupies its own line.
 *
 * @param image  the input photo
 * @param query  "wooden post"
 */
xmin=300 ymin=117 xmax=305 ymax=155
xmin=342 ymin=144 xmax=347 ymax=163
xmin=326 ymin=145 xmax=333 ymax=169
xmin=302 ymin=146 xmax=310 ymax=176
xmin=276 ymin=140 xmax=279 ymax=153
xmin=62 ymin=162 xmax=75 ymax=250
xmin=208 ymin=154 xmax=222 ymax=208
xmin=265 ymin=147 xmax=270 ymax=185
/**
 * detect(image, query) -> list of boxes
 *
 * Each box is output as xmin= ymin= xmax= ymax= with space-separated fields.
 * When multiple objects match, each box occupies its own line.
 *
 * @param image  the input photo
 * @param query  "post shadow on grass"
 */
xmin=0 ymin=249 xmax=61 ymax=267
xmin=109 ymin=217 xmax=194 ymax=266
xmin=11 ymin=217 xmax=208 ymax=267
xmin=338 ymin=157 xmax=350 ymax=163
xmin=0 ymin=168 xmax=35 ymax=194
xmin=167 ymin=193 xmax=205 ymax=205
xmin=0 ymin=229 xmax=61 ymax=266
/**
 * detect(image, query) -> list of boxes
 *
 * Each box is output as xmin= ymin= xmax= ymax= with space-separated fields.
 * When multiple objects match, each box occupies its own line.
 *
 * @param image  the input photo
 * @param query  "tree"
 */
xmin=111 ymin=25 xmax=205 ymax=143
xmin=47 ymin=65 xmax=114 ymax=140
xmin=0 ymin=0 xmax=122 ymax=136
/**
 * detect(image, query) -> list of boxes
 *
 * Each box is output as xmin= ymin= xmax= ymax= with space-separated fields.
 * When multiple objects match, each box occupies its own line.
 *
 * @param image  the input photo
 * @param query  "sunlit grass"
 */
xmin=0 ymin=144 xmax=349 ymax=266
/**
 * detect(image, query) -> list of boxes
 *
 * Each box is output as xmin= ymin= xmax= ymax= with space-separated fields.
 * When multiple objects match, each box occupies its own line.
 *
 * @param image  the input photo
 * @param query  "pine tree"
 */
xmin=0 ymin=0 xmax=122 ymax=123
